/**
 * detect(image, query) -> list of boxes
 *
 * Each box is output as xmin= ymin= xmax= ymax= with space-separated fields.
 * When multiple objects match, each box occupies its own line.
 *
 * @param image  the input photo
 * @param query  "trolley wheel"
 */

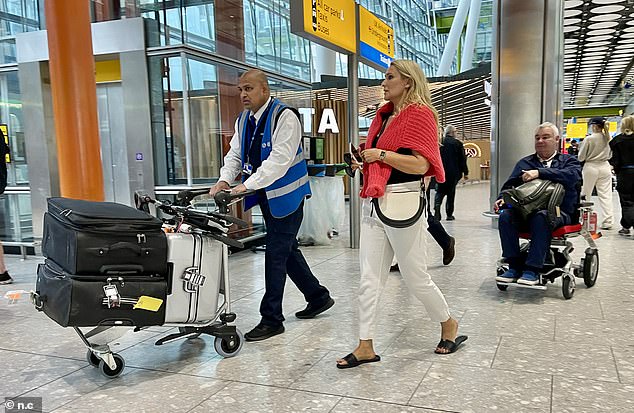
xmin=582 ymin=248 xmax=599 ymax=288
xmin=99 ymin=353 xmax=125 ymax=379
xmin=214 ymin=329 xmax=244 ymax=358
xmin=179 ymin=327 xmax=202 ymax=339
xmin=86 ymin=349 xmax=100 ymax=368
xmin=562 ymin=276 xmax=574 ymax=300
xmin=496 ymin=283 xmax=508 ymax=291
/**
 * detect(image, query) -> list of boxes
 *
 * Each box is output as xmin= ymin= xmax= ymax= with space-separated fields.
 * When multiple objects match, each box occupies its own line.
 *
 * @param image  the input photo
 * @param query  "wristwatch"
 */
xmin=379 ymin=150 xmax=387 ymax=161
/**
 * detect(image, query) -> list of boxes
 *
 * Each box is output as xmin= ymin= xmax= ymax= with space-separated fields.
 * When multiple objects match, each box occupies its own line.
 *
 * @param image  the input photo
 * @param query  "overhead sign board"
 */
xmin=290 ymin=0 xmax=357 ymax=54
xmin=358 ymin=6 xmax=394 ymax=70
xmin=566 ymin=122 xmax=587 ymax=139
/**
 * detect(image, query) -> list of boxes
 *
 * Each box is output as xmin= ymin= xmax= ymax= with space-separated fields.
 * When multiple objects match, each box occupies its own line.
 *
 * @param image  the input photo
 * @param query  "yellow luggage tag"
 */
xmin=133 ymin=296 xmax=164 ymax=312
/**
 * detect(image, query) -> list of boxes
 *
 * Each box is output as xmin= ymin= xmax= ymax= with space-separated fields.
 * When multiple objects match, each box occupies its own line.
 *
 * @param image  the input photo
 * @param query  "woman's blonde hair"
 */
xmin=621 ymin=115 xmax=634 ymax=135
xmin=591 ymin=121 xmax=610 ymax=143
xmin=389 ymin=59 xmax=439 ymax=127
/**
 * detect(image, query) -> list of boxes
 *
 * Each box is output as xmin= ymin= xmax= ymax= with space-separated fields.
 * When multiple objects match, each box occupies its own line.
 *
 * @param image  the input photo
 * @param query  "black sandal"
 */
xmin=336 ymin=353 xmax=381 ymax=369
xmin=434 ymin=335 xmax=468 ymax=354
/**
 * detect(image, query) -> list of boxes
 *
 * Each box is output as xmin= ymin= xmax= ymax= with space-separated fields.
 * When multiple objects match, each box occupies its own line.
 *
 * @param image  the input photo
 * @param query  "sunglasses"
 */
xmin=343 ymin=153 xmax=361 ymax=178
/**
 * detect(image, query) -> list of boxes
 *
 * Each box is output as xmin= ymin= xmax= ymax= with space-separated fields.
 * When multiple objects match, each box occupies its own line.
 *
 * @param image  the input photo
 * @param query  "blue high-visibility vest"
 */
xmin=238 ymin=99 xmax=311 ymax=218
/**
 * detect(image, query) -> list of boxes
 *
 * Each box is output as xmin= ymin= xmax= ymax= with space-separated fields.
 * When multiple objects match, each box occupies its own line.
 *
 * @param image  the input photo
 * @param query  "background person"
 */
xmin=578 ymin=117 xmax=614 ymax=229
xmin=0 ymin=128 xmax=11 ymax=284
xmin=209 ymin=69 xmax=334 ymax=342
xmin=434 ymin=124 xmax=468 ymax=221
xmin=609 ymin=115 xmax=634 ymax=235
xmin=336 ymin=60 xmax=466 ymax=369
xmin=567 ymin=139 xmax=579 ymax=157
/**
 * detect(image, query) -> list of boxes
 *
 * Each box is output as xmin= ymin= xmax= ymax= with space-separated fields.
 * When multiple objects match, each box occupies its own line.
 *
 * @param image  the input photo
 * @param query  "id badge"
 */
xmin=242 ymin=163 xmax=253 ymax=176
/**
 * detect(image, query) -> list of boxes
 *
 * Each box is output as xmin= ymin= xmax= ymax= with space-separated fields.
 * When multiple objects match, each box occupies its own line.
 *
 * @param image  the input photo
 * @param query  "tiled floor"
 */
xmin=2 ymin=182 xmax=633 ymax=412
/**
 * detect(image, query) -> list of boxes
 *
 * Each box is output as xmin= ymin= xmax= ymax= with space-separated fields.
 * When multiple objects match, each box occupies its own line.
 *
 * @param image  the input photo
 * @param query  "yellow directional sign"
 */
xmin=566 ymin=122 xmax=587 ymax=139
xmin=358 ymin=5 xmax=394 ymax=70
xmin=291 ymin=0 xmax=357 ymax=54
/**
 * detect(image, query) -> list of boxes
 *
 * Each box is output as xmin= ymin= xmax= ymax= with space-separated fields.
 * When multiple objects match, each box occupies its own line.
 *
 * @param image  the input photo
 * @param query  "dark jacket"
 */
xmin=440 ymin=135 xmax=468 ymax=183
xmin=499 ymin=153 xmax=582 ymax=215
xmin=609 ymin=133 xmax=634 ymax=174
xmin=0 ymin=129 xmax=8 ymax=195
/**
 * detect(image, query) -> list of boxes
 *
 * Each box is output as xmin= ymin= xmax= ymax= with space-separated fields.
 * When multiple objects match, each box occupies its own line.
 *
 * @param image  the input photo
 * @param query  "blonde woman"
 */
xmin=609 ymin=115 xmax=634 ymax=235
xmin=579 ymin=117 xmax=614 ymax=229
xmin=336 ymin=60 xmax=466 ymax=369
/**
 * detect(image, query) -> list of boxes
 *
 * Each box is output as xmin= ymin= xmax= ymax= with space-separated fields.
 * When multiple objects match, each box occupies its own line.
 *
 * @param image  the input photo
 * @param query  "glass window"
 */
xmin=147 ymin=55 xmax=185 ymax=184
xmin=0 ymin=193 xmax=32 ymax=243
xmin=0 ymin=71 xmax=26 ymax=186
xmin=141 ymin=0 xmax=184 ymax=47
xmin=0 ymin=70 xmax=30 ymax=243
xmin=186 ymin=57 xmax=221 ymax=182
xmin=149 ymin=53 xmax=313 ymax=185
xmin=0 ymin=0 xmax=40 ymax=64
xmin=183 ymin=0 xmax=216 ymax=51
xmin=90 ymin=0 xmax=141 ymax=21
xmin=244 ymin=0 xmax=311 ymax=82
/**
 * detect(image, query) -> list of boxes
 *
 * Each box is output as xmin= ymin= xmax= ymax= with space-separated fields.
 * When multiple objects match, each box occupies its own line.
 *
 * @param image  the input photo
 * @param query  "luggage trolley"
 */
xmin=32 ymin=189 xmax=253 ymax=378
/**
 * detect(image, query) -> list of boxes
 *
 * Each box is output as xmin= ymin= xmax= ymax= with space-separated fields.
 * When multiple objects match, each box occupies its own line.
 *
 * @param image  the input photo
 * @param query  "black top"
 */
xmin=440 ymin=134 xmax=468 ymax=183
xmin=371 ymin=113 xmax=422 ymax=185
xmin=609 ymin=133 xmax=634 ymax=174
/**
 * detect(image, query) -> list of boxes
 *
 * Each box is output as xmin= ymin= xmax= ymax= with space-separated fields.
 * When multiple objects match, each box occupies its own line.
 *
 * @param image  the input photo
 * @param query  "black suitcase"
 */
xmin=35 ymin=259 xmax=167 ymax=327
xmin=42 ymin=197 xmax=168 ymax=276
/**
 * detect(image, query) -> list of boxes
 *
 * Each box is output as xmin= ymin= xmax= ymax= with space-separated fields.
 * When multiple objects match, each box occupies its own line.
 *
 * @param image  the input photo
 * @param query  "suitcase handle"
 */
xmin=92 ymin=242 xmax=148 ymax=257
xmin=99 ymin=264 xmax=144 ymax=274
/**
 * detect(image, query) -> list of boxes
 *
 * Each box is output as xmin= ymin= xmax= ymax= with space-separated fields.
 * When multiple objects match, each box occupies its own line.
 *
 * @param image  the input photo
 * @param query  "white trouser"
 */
xmin=582 ymin=161 xmax=614 ymax=227
xmin=358 ymin=182 xmax=451 ymax=340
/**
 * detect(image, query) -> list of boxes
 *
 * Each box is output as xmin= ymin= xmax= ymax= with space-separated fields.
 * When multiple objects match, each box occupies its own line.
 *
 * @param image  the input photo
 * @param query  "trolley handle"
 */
xmin=173 ymin=188 xmax=212 ymax=207
xmin=214 ymin=189 xmax=256 ymax=214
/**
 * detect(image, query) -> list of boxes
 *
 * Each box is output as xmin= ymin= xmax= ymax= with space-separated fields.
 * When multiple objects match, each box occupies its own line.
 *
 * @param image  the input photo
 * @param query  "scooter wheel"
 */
xmin=496 ymin=283 xmax=508 ymax=291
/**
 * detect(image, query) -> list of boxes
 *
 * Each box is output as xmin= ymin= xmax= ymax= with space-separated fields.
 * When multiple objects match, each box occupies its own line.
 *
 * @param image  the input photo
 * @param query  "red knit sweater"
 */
xmin=360 ymin=102 xmax=445 ymax=198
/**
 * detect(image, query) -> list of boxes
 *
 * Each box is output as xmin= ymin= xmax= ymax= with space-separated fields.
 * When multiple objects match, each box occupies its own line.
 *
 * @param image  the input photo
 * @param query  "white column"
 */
xmin=460 ymin=0 xmax=482 ymax=71
xmin=312 ymin=44 xmax=337 ymax=82
xmin=436 ymin=0 xmax=471 ymax=76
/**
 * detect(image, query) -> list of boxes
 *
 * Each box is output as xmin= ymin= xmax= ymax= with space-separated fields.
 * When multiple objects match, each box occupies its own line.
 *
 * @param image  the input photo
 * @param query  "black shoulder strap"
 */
xmin=274 ymin=106 xmax=301 ymax=127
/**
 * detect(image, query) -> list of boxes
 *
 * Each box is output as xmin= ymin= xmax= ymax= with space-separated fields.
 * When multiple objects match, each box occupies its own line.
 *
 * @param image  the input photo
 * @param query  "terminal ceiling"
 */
xmin=564 ymin=0 xmax=634 ymax=108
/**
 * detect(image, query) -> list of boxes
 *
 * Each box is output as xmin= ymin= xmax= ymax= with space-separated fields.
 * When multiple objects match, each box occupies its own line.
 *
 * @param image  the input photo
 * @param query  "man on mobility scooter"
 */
xmin=494 ymin=122 xmax=583 ymax=289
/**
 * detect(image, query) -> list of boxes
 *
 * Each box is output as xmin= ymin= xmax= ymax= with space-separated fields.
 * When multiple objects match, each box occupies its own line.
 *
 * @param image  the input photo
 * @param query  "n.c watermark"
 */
xmin=4 ymin=397 xmax=42 ymax=413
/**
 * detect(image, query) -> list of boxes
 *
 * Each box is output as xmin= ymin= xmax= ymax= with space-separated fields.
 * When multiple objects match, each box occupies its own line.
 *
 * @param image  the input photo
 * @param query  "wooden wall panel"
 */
xmin=312 ymin=99 xmax=348 ymax=164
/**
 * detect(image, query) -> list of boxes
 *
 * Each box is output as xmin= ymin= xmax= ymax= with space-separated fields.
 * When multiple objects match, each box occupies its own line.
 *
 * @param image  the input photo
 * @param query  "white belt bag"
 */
xmin=371 ymin=181 xmax=425 ymax=228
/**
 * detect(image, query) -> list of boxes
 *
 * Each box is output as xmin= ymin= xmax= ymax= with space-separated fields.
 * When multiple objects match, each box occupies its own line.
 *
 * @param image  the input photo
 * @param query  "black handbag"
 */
xmin=501 ymin=179 xmax=565 ymax=226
